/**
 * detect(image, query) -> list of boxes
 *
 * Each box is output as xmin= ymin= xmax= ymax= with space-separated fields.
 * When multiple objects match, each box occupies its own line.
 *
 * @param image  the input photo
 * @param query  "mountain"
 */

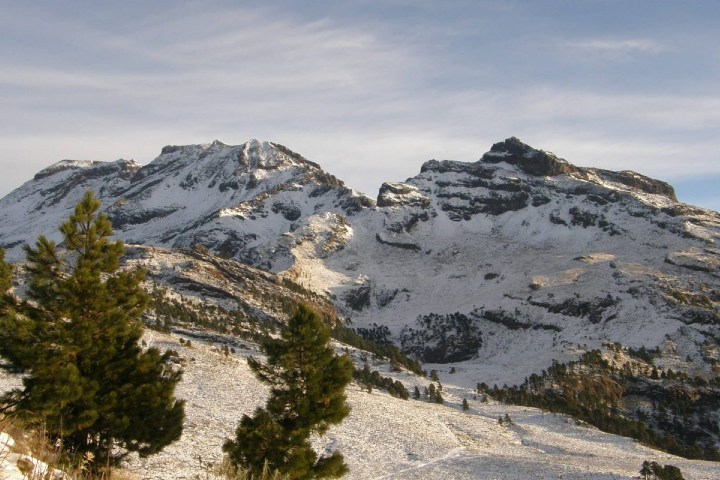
xmin=0 ymin=139 xmax=372 ymax=269
xmin=2 ymin=136 xmax=718 ymax=370
xmin=319 ymin=138 xmax=720 ymax=369
xmin=1 ymin=137 xmax=720 ymax=465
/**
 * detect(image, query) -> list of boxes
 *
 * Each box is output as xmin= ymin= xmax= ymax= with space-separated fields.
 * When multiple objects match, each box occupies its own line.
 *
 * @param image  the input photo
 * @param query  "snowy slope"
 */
xmin=121 ymin=331 xmax=718 ymax=480
xmin=284 ymin=139 xmax=720 ymax=383
xmin=3 ymin=331 xmax=717 ymax=479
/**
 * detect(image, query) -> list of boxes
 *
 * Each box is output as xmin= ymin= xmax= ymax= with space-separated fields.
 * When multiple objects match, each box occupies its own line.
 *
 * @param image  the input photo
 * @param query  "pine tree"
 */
xmin=0 ymin=250 xmax=10 ymax=294
xmin=462 ymin=398 xmax=469 ymax=411
xmin=0 ymin=191 xmax=184 ymax=465
xmin=224 ymin=304 xmax=353 ymax=479
xmin=640 ymin=461 xmax=685 ymax=480
xmin=0 ymin=250 xmax=18 ymax=368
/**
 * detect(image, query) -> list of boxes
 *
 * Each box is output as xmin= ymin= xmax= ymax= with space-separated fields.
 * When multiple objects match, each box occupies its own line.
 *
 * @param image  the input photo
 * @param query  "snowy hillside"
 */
xmin=1 ymin=329 xmax=718 ymax=479
xmin=122 ymin=332 xmax=720 ymax=479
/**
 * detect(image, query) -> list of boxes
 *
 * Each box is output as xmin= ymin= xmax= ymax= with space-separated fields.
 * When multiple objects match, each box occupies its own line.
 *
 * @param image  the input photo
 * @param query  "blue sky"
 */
xmin=1 ymin=0 xmax=718 ymax=211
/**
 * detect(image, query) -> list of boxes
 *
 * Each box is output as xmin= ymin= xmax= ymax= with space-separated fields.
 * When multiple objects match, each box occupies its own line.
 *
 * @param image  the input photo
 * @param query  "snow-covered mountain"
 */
xmin=1 ymin=137 xmax=718 ymax=369
xmin=1 ymin=137 xmax=720 ymax=466
xmin=316 ymin=138 xmax=720 ymax=371
xmin=0 ymin=139 xmax=372 ymax=270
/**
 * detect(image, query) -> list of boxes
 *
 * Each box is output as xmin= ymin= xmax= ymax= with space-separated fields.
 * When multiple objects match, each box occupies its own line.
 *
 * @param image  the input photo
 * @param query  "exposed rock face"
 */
xmin=482 ymin=136 xmax=578 ymax=177
xmin=480 ymin=137 xmax=677 ymax=200
xmin=127 ymin=245 xmax=340 ymax=327
xmin=591 ymin=168 xmax=677 ymax=200
xmin=400 ymin=312 xmax=482 ymax=363
xmin=665 ymin=247 xmax=720 ymax=276
xmin=29 ymin=159 xmax=141 ymax=209
xmin=376 ymin=182 xmax=430 ymax=208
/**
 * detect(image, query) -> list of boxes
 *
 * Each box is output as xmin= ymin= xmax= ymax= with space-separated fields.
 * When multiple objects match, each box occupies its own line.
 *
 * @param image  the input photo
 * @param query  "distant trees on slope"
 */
xmin=483 ymin=349 xmax=720 ymax=461
xmin=354 ymin=364 xmax=409 ymax=400
xmin=331 ymin=324 xmax=422 ymax=374
xmin=0 ymin=191 xmax=184 ymax=470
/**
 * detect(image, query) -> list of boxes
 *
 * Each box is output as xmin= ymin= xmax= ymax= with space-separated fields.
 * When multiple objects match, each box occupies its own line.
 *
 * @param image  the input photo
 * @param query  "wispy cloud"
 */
xmin=0 ymin=5 xmax=419 ymax=139
xmin=566 ymin=38 xmax=667 ymax=55
xmin=0 ymin=12 xmax=413 ymax=96
xmin=560 ymin=38 xmax=670 ymax=64
xmin=508 ymin=89 xmax=720 ymax=131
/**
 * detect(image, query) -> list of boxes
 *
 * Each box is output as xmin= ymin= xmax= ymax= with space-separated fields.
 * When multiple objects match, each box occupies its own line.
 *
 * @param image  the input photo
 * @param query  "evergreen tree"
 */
xmin=0 ymin=250 xmax=10 ymax=294
xmin=0 ymin=191 xmax=184 ymax=465
xmin=224 ymin=304 xmax=353 ymax=479
xmin=462 ymin=398 xmax=469 ymax=411
xmin=0 ymin=249 xmax=18 ymax=369
xmin=640 ymin=461 xmax=684 ymax=480
xmin=425 ymin=383 xmax=443 ymax=404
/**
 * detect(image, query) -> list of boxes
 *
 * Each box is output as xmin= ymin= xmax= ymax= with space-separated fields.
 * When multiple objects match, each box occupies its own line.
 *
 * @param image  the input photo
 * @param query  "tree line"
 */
xmin=481 ymin=349 xmax=720 ymax=461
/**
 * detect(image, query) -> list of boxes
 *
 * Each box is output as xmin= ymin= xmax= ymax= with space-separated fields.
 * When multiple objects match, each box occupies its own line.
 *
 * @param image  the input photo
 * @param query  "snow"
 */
xmin=0 ymin=305 xmax=718 ymax=479
xmin=0 ymin=431 xmax=65 ymax=480
xmin=115 ymin=332 xmax=720 ymax=479
xmin=35 ymin=159 xmax=98 ymax=176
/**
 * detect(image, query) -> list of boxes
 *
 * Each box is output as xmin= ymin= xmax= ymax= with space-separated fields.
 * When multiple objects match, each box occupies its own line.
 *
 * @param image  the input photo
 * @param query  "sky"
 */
xmin=1 ymin=0 xmax=718 ymax=211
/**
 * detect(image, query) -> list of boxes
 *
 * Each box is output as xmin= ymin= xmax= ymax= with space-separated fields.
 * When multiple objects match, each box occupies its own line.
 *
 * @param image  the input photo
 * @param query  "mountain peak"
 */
xmin=478 ymin=137 xmax=676 ymax=200
xmin=34 ymin=159 xmax=103 ymax=180
xmin=33 ymin=158 xmax=140 ymax=182
xmin=481 ymin=137 xmax=577 ymax=177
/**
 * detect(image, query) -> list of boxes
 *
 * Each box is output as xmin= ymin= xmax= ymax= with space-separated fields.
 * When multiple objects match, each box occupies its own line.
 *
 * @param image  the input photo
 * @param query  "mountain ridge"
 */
xmin=2 ymin=138 xmax=717 ymax=337
xmin=3 ymin=135 xmax=717 ymax=369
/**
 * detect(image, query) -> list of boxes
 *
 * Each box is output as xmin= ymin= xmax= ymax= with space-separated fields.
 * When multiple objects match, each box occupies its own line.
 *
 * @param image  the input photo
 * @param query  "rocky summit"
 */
xmin=1 ymin=137 xmax=720 ymax=464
